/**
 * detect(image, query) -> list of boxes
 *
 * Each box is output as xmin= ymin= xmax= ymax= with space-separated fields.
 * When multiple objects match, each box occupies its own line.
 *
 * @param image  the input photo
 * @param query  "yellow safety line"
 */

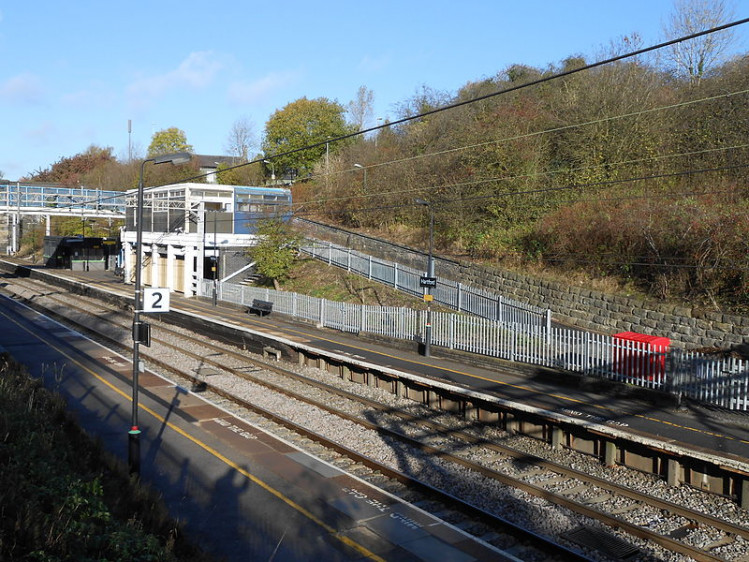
xmin=0 ymin=303 xmax=386 ymax=561
xmin=29 ymin=282 xmax=749 ymax=446
xmin=212 ymin=304 xmax=749 ymax=446
xmin=23 ymin=280 xmax=749 ymax=447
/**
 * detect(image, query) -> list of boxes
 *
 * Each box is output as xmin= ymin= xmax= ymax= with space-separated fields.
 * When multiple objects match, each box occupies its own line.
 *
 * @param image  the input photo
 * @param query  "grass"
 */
xmin=280 ymin=257 xmax=436 ymax=310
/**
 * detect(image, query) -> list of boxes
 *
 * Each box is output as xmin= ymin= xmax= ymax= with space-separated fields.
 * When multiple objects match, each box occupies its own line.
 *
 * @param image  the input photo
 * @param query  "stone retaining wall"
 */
xmin=297 ymin=220 xmax=749 ymax=350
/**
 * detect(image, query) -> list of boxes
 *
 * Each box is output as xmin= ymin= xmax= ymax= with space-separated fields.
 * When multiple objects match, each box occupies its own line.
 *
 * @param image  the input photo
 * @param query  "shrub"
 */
xmin=524 ymin=191 xmax=749 ymax=307
xmin=0 ymin=356 xmax=212 ymax=561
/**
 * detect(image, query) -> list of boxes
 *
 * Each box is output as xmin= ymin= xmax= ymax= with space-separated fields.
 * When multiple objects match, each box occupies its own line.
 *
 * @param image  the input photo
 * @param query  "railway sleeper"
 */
xmin=295 ymin=349 xmax=749 ymax=509
xmin=11 ymin=261 xmax=749 ymax=513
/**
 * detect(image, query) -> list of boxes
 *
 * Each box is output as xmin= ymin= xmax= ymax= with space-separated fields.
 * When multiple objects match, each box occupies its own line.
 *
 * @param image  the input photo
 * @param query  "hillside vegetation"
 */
xmin=296 ymin=48 xmax=749 ymax=314
xmin=21 ymin=21 xmax=749 ymax=315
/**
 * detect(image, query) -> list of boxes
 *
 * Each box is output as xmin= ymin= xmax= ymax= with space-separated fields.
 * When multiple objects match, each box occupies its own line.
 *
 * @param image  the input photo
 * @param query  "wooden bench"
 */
xmin=248 ymin=299 xmax=273 ymax=316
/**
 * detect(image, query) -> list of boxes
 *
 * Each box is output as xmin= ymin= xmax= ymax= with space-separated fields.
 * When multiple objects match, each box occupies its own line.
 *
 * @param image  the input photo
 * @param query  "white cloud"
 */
xmin=227 ymin=71 xmax=298 ymax=105
xmin=174 ymin=51 xmax=223 ymax=88
xmin=127 ymin=51 xmax=223 ymax=107
xmin=1 ymin=72 xmax=44 ymax=104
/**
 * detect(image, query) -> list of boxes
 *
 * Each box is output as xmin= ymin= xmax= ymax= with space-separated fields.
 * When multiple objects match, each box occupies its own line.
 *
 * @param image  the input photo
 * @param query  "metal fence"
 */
xmin=209 ymin=280 xmax=749 ymax=411
xmin=298 ymin=241 xmax=551 ymax=329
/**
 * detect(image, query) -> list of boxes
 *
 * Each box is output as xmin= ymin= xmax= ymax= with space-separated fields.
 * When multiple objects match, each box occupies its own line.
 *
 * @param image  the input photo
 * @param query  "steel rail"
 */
xmin=3 ymin=277 xmax=584 ymax=562
xmin=4 ymin=276 xmax=742 ymax=561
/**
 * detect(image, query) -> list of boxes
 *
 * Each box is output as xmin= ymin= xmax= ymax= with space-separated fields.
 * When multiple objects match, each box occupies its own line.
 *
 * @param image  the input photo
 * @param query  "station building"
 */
xmin=121 ymin=183 xmax=291 ymax=297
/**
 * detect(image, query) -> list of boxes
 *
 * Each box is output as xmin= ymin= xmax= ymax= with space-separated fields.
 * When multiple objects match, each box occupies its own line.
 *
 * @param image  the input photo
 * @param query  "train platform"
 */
xmin=0 ymin=288 xmax=517 ymax=561
xmin=120 ymin=270 xmax=749 ymax=460
xmin=4 ymin=262 xmax=749 ymax=492
xmin=8 ymin=263 xmax=749 ymax=463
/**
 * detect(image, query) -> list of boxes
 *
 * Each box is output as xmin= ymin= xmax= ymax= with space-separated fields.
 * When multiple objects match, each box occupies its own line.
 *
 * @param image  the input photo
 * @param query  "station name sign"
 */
xmin=419 ymin=276 xmax=437 ymax=288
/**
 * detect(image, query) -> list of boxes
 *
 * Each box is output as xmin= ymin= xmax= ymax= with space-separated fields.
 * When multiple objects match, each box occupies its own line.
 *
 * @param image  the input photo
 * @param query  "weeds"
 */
xmin=0 ymin=356 xmax=214 ymax=561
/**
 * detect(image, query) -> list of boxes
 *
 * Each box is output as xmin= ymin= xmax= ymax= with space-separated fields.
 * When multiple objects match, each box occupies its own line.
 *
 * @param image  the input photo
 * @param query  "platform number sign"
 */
xmin=143 ymin=287 xmax=170 ymax=313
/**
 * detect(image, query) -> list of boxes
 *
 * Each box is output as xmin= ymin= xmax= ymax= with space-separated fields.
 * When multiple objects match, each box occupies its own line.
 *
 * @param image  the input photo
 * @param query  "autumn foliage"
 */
xmin=298 ymin=50 xmax=749 ymax=310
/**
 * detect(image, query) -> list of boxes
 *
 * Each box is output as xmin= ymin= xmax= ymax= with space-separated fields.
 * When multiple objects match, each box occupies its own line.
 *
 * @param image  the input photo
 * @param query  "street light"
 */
xmin=263 ymin=159 xmax=276 ymax=181
xmin=353 ymin=163 xmax=368 ymax=193
xmin=325 ymin=139 xmax=330 ymax=191
xmin=213 ymin=211 xmax=218 ymax=306
xmin=130 ymin=151 xmax=191 ymax=476
xmin=416 ymin=198 xmax=434 ymax=357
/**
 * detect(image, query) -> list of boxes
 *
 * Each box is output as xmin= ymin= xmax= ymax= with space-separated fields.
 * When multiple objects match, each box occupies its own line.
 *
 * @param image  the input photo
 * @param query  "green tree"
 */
xmin=215 ymin=160 xmax=265 ymax=186
xmin=262 ymin=97 xmax=355 ymax=179
xmin=249 ymin=218 xmax=302 ymax=290
xmin=147 ymin=127 xmax=194 ymax=157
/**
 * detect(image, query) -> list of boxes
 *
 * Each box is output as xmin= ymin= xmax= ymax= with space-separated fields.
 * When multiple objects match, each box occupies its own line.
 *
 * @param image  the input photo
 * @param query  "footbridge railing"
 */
xmin=0 ymin=183 xmax=126 ymax=217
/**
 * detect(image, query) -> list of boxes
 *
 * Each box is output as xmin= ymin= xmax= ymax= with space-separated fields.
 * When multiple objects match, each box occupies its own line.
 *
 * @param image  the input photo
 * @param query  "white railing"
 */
xmin=209 ymin=280 xmax=749 ymax=411
xmin=0 ymin=183 xmax=126 ymax=215
xmin=299 ymin=241 xmax=551 ymax=329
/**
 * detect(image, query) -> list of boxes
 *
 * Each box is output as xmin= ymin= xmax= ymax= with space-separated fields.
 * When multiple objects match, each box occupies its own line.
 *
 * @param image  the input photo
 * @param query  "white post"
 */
xmin=150 ymin=244 xmax=160 ymax=288
xmin=123 ymin=240 xmax=134 ymax=284
xmin=166 ymin=243 xmax=176 ymax=291
xmin=184 ymin=245 xmax=196 ymax=297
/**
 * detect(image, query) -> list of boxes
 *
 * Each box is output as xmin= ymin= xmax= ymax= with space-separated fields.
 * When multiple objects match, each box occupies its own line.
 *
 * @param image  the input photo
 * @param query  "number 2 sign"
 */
xmin=143 ymin=287 xmax=170 ymax=313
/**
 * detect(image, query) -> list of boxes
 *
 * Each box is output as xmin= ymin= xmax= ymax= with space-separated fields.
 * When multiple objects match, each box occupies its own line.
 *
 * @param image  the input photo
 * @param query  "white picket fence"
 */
xmin=298 ymin=241 xmax=552 ymax=329
xmin=211 ymin=281 xmax=749 ymax=411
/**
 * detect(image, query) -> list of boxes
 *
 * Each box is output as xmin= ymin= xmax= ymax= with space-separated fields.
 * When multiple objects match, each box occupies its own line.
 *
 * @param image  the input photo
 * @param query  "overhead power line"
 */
xmin=38 ymin=19 xmax=749 ymax=212
xmin=199 ymin=18 xmax=749 ymax=182
xmin=305 ymin=88 xmax=749 ymax=184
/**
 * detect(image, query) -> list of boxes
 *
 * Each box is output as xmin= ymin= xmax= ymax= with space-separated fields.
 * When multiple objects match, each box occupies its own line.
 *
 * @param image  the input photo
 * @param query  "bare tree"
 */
xmin=347 ymin=85 xmax=375 ymax=131
xmin=662 ymin=0 xmax=737 ymax=85
xmin=225 ymin=116 xmax=257 ymax=161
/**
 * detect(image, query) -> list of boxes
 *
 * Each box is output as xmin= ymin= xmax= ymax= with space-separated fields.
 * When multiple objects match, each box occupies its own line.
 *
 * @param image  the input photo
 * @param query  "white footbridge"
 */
xmin=1 ymin=183 xmax=126 ymax=252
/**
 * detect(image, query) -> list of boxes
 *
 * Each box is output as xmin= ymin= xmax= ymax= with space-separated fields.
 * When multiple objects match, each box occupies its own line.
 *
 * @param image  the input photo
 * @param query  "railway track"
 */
xmin=3 ymin=274 xmax=749 ymax=561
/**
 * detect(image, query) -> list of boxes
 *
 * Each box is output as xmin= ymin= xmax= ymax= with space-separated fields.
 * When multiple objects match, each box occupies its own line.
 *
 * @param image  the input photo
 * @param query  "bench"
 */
xmin=248 ymin=299 xmax=273 ymax=316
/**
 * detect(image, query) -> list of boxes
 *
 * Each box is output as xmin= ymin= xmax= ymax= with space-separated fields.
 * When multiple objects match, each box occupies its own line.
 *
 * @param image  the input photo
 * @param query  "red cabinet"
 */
xmin=613 ymin=332 xmax=670 ymax=383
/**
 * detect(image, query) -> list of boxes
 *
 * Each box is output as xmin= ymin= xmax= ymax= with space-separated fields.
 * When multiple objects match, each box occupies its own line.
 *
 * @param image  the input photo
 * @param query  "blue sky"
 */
xmin=0 ymin=1 xmax=746 ymax=180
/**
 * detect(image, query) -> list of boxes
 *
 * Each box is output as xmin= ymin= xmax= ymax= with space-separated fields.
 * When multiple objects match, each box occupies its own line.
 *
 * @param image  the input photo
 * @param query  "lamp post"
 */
xmin=416 ymin=199 xmax=434 ymax=357
xmin=325 ymin=139 xmax=330 ymax=191
xmin=213 ymin=211 xmax=218 ymax=306
xmin=130 ymin=151 xmax=191 ymax=476
xmin=353 ymin=163 xmax=367 ymax=193
xmin=263 ymin=159 xmax=276 ymax=182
